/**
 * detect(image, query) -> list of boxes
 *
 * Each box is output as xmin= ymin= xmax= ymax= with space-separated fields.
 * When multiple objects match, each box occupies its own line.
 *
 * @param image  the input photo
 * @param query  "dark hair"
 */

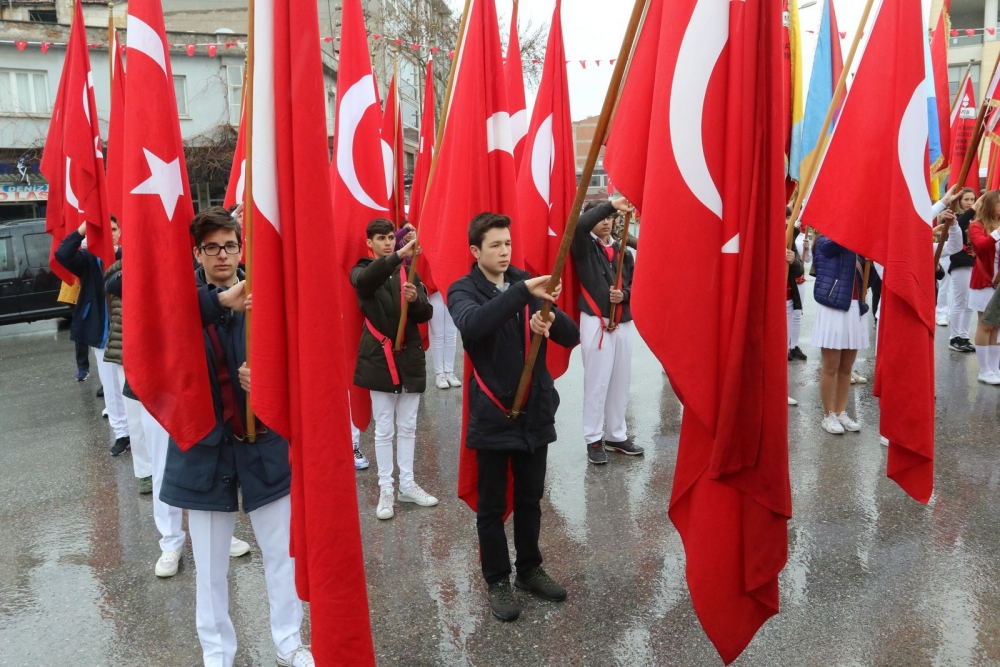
xmin=190 ymin=206 xmax=242 ymax=247
xmin=785 ymin=206 xmax=792 ymax=218
xmin=110 ymin=214 xmax=118 ymax=225
xmin=583 ymin=201 xmax=602 ymax=213
xmin=366 ymin=218 xmax=395 ymax=239
xmin=468 ymin=212 xmax=511 ymax=247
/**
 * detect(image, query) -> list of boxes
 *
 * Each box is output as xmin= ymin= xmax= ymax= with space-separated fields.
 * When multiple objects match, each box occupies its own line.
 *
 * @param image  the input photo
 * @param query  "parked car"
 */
xmin=0 ymin=218 xmax=71 ymax=326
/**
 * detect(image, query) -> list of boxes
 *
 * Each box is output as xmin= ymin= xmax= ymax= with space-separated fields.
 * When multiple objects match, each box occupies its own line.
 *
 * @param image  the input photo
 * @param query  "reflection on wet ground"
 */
xmin=2 ymin=283 xmax=999 ymax=666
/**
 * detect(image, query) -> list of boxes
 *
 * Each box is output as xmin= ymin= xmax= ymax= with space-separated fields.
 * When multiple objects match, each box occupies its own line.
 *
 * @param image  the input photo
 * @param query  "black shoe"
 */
xmin=110 ymin=436 xmax=131 ymax=457
xmin=96 ymin=386 xmax=104 ymax=398
xmin=514 ymin=567 xmax=567 ymax=602
xmin=487 ymin=579 xmax=520 ymax=621
xmin=960 ymin=338 xmax=976 ymax=353
xmin=949 ymin=337 xmax=965 ymax=352
xmin=587 ymin=441 xmax=607 ymax=465
xmin=790 ymin=346 xmax=808 ymax=361
xmin=604 ymin=439 xmax=645 ymax=456
xmin=787 ymin=349 xmax=793 ymax=361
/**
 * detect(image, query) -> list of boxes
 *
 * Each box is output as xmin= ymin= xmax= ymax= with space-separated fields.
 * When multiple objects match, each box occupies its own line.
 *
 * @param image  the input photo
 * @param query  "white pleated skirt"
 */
xmin=811 ymin=301 xmax=870 ymax=350
xmin=969 ymin=286 xmax=995 ymax=313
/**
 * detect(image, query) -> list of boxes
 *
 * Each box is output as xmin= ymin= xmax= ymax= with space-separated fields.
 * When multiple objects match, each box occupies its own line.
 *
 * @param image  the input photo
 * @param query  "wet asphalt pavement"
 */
xmin=2 ymin=281 xmax=1000 ymax=667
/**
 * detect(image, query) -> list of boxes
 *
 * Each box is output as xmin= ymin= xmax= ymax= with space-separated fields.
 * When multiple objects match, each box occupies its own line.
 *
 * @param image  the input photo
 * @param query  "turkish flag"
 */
xmin=930 ymin=1 xmax=951 ymax=175
xmin=505 ymin=0 xmax=528 ymax=173
xmin=41 ymin=0 xmax=114 ymax=283
xmin=418 ymin=0 xmax=519 ymax=515
xmin=106 ymin=31 xmax=126 ymax=220
xmin=947 ymin=74 xmax=981 ymax=195
xmin=223 ymin=92 xmax=246 ymax=210
xmin=248 ymin=0 xmax=374 ymax=662
xmin=408 ymin=60 xmax=435 ymax=227
xmin=381 ymin=70 xmax=406 ymax=226
xmin=801 ymin=0 xmax=935 ymax=504
xmin=517 ymin=0 xmax=578 ymax=380
xmin=604 ymin=0 xmax=791 ymax=663
xmin=330 ymin=0 xmax=391 ymax=430
xmin=121 ymin=0 xmax=214 ymax=450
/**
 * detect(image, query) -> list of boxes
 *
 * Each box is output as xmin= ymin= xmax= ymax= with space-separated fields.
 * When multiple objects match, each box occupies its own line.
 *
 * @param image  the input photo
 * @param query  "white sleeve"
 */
xmin=930 ymin=200 xmax=947 ymax=219
xmin=941 ymin=223 xmax=964 ymax=257
xmin=991 ymin=229 xmax=1000 ymax=242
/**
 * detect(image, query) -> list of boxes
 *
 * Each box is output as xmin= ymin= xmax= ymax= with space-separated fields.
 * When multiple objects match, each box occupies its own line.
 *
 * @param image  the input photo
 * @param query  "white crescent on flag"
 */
xmin=899 ymin=81 xmax=933 ymax=224
xmin=336 ymin=74 xmax=389 ymax=211
xmin=126 ymin=15 xmax=167 ymax=76
xmin=530 ymin=114 xmax=557 ymax=234
xmin=487 ymin=111 xmax=514 ymax=155
xmin=381 ymin=139 xmax=395 ymax=199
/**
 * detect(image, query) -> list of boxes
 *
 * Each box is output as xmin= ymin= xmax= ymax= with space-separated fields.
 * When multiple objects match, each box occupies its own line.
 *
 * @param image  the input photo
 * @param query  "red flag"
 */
xmin=801 ymin=0 xmax=934 ymax=504
xmin=505 ymin=0 xmax=528 ymax=173
xmin=517 ymin=0 xmax=578 ymax=379
xmin=930 ymin=1 xmax=951 ymax=174
xmin=418 ymin=0 xmax=520 ymax=515
xmin=330 ymin=0 xmax=390 ymax=430
xmin=248 ymin=0 xmax=374 ymax=661
xmin=380 ymin=69 xmax=406 ymax=226
xmin=106 ymin=32 xmax=127 ymax=219
xmin=947 ymin=74 xmax=981 ymax=196
xmin=408 ymin=60 xmax=435 ymax=227
xmin=604 ymin=0 xmax=791 ymax=662
xmin=223 ymin=91 xmax=246 ymax=210
xmin=40 ymin=0 xmax=114 ymax=283
xmin=121 ymin=0 xmax=214 ymax=449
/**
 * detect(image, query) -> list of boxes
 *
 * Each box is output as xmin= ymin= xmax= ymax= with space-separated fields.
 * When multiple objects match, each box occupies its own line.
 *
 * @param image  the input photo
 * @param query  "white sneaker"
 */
xmin=102 ymin=408 xmax=108 ymax=418
xmin=354 ymin=447 xmax=370 ymax=470
xmin=398 ymin=483 xmax=439 ymax=507
xmin=230 ymin=537 xmax=250 ymax=558
xmin=155 ymin=550 xmax=181 ymax=577
xmin=376 ymin=488 xmax=394 ymax=520
xmin=935 ymin=317 xmax=949 ymax=327
xmin=821 ymin=413 xmax=845 ymax=435
xmin=788 ymin=396 xmax=798 ymax=406
xmin=837 ymin=411 xmax=860 ymax=432
xmin=977 ymin=371 xmax=1000 ymax=385
xmin=445 ymin=371 xmax=463 ymax=387
xmin=850 ymin=371 xmax=868 ymax=385
xmin=435 ymin=373 xmax=450 ymax=389
xmin=277 ymin=645 xmax=315 ymax=667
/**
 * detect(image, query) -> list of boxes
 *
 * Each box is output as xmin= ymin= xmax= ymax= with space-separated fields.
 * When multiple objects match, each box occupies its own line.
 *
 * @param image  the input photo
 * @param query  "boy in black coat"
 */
xmin=351 ymin=218 xmax=437 ymax=520
xmin=448 ymin=212 xmax=579 ymax=622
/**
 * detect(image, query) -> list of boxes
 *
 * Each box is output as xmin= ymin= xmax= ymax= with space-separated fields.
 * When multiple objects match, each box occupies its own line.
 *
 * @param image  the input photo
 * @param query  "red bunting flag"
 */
xmin=604 ymin=0 xmax=791 ymax=662
xmin=516 ymin=0 xmax=578 ymax=379
xmin=247 ymin=0 xmax=374 ymax=662
xmin=185 ymin=44 xmax=195 ymax=56
xmin=801 ymin=0 xmax=935 ymax=504
xmin=41 ymin=42 xmax=51 ymax=54
xmin=41 ymin=0 xmax=115 ymax=284
xmin=121 ymin=0 xmax=215 ymax=449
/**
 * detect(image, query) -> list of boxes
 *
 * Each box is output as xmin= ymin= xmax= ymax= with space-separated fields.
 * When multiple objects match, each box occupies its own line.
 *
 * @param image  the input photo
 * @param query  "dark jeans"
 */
xmin=476 ymin=445 xmax=548 ymax=585
xmin=75 ymin=341 xmax=89 ymax=372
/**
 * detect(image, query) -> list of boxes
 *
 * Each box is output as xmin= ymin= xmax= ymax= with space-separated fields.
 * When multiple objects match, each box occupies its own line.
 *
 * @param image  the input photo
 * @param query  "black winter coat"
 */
xmin=572 ymin=202 xmax=634 ymax=322
xmin=351 ymin=252 xmax=433 ymax=394
xmin=54 ymin=231 xmax=119 ymax=348
xmin=448 ymin=264 xmax=579 ymax=453
xmin=159 ymin=268 xmax=291 ymax=513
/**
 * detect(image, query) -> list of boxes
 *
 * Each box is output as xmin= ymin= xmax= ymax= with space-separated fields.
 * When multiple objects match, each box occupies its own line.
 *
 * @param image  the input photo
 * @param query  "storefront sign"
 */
xmin=0 ymin=184 xmax=49 ymax=202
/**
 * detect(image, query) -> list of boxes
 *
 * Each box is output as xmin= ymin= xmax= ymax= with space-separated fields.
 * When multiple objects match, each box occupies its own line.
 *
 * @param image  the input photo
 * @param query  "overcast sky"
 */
xmin=445 ymin=0 xmax=936 ymax=122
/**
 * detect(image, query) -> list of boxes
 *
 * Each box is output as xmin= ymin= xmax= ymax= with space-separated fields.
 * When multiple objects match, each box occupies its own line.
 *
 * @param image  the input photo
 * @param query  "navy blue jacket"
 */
xmin=54 ymin=231 xmax=116 ymax=348
xmin=159 ymin=268 xmax=291 ymax=513
xmin=813 ymin=235 xmax=866 ymax=313
xmin=448 ymin=264 xmax=579 ymax=453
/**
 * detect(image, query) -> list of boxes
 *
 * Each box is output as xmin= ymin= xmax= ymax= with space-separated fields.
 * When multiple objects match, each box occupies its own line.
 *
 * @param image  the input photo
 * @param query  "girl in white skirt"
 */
xmin=810 ymin=235 xmax=870 ymax=434
xmin=968 ymin=190 xmax=1000 ymax=384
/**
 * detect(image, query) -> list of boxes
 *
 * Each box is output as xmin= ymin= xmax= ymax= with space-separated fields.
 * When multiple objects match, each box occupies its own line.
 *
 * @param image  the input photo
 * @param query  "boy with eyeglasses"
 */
xmin=159 ymin=207 xmax=313 ymax=667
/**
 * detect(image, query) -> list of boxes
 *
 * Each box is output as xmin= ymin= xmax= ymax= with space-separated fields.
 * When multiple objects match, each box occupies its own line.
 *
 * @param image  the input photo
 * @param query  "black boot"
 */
xmin=514 ymin=567 xmax=567 ymax=602
xmin=487 ymin=579 xmax=520 ymax=621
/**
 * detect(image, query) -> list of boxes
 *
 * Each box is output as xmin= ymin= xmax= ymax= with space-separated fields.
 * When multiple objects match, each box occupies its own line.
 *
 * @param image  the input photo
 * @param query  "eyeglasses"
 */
xmin=199 ymin=243 xmax=242 ymax=256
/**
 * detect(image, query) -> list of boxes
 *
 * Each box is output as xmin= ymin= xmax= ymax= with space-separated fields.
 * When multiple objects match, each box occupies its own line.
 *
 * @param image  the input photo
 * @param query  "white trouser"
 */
xmin=94 ymin=346 xmax=129 ymax=439
xmin=370 ymin=391 xmax=420 ymax=490
xmin=428 ymin=291 xmax=457 ymax=375
xmin=937 ymin=256 xmax=952 ymax=320
xmin=949 ymin=267 xmax=974 ymax=340
xmin=786 ymin=299 xmax=803 ymax=349
xmin=140 ymin=405 xmax=186 ymax=553
xmin=348 ymin=390 xmax=360 ymax=450
xmin=114 ymin=366 xmax=151 ymax=478
xmin=188 ymin=495 xmax=303 ymax=667
xmin=580 ymin=313 xmax=633 ymax=444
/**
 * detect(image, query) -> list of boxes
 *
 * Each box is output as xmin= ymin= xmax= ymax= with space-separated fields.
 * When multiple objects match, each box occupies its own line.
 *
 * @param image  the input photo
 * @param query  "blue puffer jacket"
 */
xmin=813 ymin=235 xmax=867 ymax=314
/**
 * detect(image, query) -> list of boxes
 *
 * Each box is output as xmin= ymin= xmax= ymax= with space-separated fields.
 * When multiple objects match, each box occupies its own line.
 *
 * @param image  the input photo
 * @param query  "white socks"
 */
xmin=990 ymin=345 xmax=1000 ymax=375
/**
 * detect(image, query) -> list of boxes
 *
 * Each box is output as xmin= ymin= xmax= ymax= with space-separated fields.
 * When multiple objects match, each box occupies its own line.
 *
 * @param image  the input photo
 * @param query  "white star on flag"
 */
xmin=131 ymin=148 xmax=184 ymax=219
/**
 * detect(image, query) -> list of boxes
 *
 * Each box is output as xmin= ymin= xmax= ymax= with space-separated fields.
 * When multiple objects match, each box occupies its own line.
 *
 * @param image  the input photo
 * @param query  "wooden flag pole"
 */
xmin=606 ymin=210 xmax=632 ymax=330
xmin=935 ymin=54 xmax=1000 ymax=269
xmin=393 ymin=0 xmax=472 ymax=352
xmin=107 ymin=4 xmax=115 ymax=84
xmin=987 ymin=143 xmax=997 ymax=189
xmin=509 ymin=0 xmax=648 ymax=418
xmin=242 ymin=0 xmax=257 ymax=443
xmin=785 ymin=0 xmax=878 ymax=259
